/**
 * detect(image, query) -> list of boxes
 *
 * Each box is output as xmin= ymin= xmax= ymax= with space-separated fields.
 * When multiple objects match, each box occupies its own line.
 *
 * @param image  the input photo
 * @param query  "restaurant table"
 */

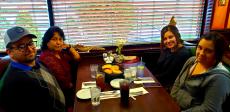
xmin=74 ymin=57 xmax=180 ymax=112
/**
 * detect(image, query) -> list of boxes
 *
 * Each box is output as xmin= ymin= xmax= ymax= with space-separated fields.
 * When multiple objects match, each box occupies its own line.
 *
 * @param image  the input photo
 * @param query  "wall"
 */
xmin=211 ymin=0 xmax=230 ymax=29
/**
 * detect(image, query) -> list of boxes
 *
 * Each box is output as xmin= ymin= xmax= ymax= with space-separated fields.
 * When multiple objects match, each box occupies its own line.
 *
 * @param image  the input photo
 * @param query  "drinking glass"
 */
xmin=90 ymin=87 xmax=101 ymax=106
xmin=124 ymin=68 xmax=132 ymax=80
xmin=129 ymin=67 xmax=137 ymax=80
xmin=119 ymin=79 xmax=130 ymax=106
xmin=96 ymin=72 xmax=105 ymax=91
xmin=137 ymin=62 xmax=145 ymax=77
xmin=90 ymin=64 xmax=98 ymax=78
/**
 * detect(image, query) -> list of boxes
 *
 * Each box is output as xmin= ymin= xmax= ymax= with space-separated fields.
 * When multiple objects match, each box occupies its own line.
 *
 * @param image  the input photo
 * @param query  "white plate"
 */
xmin=76 ymin=89 xmax=91 ymax=99
xmin=110 ymin=78 xmax=125 ymax=89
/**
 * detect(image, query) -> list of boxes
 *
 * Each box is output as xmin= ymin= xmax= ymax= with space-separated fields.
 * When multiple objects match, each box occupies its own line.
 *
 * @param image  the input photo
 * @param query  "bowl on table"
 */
xmin=100 ymin=64 xmax=124 ymax=83
xmin=123 ymin=56 xmax=140 ymax=69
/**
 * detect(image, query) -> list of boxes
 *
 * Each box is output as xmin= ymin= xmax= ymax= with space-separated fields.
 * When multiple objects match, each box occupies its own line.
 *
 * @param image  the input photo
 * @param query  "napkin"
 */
xmin=134 ymin=77 xmax=155 ymax=84
xmin=130 ymin=87 xmax=149 ymax=96
xmin=81 ymin=81 xmax=96 ymax=89
xmin=100 ymin=87 xmax=148 ymax=100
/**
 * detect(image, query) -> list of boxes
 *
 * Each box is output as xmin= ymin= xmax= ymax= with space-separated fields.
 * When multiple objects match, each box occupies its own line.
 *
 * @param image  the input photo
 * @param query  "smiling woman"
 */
xmin=39 ymin=26 xmax=80 ymax=111
xmin=152 ymin=17 xmax=192 ymax=92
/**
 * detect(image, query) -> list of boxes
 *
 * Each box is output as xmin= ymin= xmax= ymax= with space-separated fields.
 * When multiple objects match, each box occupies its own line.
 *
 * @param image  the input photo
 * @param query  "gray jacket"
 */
xmin=171 ymin=56 xmax=230 ymax=112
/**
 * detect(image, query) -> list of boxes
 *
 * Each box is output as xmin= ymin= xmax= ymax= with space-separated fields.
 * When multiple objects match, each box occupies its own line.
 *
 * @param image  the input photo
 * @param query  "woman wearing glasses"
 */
xmin=39 ymin=26 xmax=80 ymax=111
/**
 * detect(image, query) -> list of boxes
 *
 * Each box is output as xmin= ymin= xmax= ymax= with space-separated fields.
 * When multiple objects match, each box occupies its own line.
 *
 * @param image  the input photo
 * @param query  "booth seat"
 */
xmin=0 ymin=55 xmax=10 ymax=79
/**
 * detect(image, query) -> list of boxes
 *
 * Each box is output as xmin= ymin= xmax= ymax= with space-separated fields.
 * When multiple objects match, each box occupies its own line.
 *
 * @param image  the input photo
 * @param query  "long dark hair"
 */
xmin=40 ymin=26 xmax=65 ymax=50
xmin=160 ymin=25 xmax=183 ymax=50
xmin=198 ymin=31 xmax=228 ymax=66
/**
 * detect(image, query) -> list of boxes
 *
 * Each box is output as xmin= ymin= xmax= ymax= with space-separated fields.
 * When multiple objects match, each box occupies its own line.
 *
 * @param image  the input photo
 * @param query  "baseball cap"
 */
xmin=4 ymin=26 xmax=37 ymax=47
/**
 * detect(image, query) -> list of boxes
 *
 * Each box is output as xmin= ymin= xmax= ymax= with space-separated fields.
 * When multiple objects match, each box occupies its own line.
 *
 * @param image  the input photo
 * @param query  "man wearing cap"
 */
xmin=0 ymin=26 xmax=66 ymax=112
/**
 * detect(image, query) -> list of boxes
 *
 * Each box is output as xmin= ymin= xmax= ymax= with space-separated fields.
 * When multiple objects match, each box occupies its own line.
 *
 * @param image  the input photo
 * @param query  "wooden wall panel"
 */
xmin=228 ymin=11 xmax=230 ymax=28
xmin=211 ymin=0 xmax=229 ymax=29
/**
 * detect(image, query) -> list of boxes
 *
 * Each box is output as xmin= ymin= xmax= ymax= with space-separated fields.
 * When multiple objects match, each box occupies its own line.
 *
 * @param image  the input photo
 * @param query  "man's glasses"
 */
xmin=10 ymin=41 xmax=36 ymax=52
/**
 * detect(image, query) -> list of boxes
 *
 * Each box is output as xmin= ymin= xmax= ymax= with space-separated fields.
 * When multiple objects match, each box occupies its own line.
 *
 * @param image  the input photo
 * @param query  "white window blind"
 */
xmin=0 ymin=0 xmax=49 ymax=50
xmin=52 ymin=0 xmax=205 ymax=46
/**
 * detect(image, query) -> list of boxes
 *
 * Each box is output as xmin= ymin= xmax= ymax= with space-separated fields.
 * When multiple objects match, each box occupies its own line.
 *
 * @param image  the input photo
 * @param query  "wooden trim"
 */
xmin=224 ymin=0 xmax=230 ymax=29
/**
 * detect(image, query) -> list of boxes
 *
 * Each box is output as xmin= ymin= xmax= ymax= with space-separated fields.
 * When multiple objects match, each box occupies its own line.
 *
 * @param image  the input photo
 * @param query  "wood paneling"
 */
xmin=211 ymin=0 xmax=230 ymax=29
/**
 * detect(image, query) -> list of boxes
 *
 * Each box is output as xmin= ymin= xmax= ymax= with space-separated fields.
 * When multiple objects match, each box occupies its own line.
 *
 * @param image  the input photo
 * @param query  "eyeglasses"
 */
xmin=10 ymin=41 xmax=36 ymax=52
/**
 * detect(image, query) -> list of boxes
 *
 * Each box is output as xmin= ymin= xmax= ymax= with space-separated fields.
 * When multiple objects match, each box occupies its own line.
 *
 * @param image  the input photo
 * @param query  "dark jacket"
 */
xmin=0 ymin=61 xmax=65 ymax=112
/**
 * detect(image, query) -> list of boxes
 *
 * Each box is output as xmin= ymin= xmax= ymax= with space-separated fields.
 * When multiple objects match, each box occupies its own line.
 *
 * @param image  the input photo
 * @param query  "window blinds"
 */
xmin=0 ymin=0 xmax=49 ymax=49
xmin=203 ymin=0 xmax=213 ymax=33
xmin=52 ymin=0 xmax=205 ymax=46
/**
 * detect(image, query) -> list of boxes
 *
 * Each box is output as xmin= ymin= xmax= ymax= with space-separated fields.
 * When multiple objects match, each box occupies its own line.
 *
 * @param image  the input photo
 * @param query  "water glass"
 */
xmin=90 ymin=87 xmax=101 ymax=106
xmin=137 ymin=62 xmax=145 ymax=77
xmin=119 ymin=79 xmax=130 ymax=106
xmin=90 ymin=64 xmax=98 ymax=78
xmin=129 ymin=67 xmax=137 ymax=79
xmin=124 ymin=68 xmax=132 ymax=80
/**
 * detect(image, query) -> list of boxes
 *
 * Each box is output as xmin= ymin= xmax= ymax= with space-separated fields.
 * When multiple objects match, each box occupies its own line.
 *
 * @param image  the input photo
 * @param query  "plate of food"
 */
xmin=101 ymin=64 xmax=124 ymax=83
xmin=76 ymin=89 xmax=91 ymax=99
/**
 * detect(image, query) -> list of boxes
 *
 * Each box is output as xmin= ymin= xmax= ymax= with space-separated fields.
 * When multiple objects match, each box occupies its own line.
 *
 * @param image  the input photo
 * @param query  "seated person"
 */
xmin=171 ymin=32 xmax=230 ymax=112
xmin=39 ymin=26 xmax=80 ymax=110
xmin=0 ymin=55 xmax=10 ymax=78
xmin=153 ymin=16 xmax=191 ymax=92
xmin=222 ymin=50 xmax=230 ymax=72
xmin=0 ymin=26 xmax=65 ymax=112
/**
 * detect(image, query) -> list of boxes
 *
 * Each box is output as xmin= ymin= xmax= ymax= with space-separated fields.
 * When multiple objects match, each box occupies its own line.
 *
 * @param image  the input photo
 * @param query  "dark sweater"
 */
xmin=154 ymin=47 xmax=191 ymax=90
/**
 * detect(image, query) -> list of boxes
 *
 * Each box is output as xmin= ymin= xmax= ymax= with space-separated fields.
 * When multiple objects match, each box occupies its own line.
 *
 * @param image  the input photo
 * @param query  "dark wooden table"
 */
xmin=74 ymin=57 xmax=180 ymax=112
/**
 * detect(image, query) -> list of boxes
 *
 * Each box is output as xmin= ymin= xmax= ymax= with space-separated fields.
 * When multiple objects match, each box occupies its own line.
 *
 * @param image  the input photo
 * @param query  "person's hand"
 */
xmin=62 ymin=44 xmax=71 ymax=50
xmin=65 ymin=44 xmax=81 ymax=61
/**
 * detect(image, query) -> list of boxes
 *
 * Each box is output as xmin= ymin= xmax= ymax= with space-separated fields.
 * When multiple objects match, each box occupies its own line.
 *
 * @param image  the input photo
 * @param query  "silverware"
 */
xmin=130 ymin=95 xmax=136 ymax=100
xmin=100 ymin=93 xmax=120 ymax=99
xmin=101 ymin=90 xmax=119 ymax=96
xmin=129 ymin=91 xmax=143 ymax=96
xmin=137 ymin=77 xmax=154 ymax=81
xmin=83 ymin=82 xmax=96 ymax=86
